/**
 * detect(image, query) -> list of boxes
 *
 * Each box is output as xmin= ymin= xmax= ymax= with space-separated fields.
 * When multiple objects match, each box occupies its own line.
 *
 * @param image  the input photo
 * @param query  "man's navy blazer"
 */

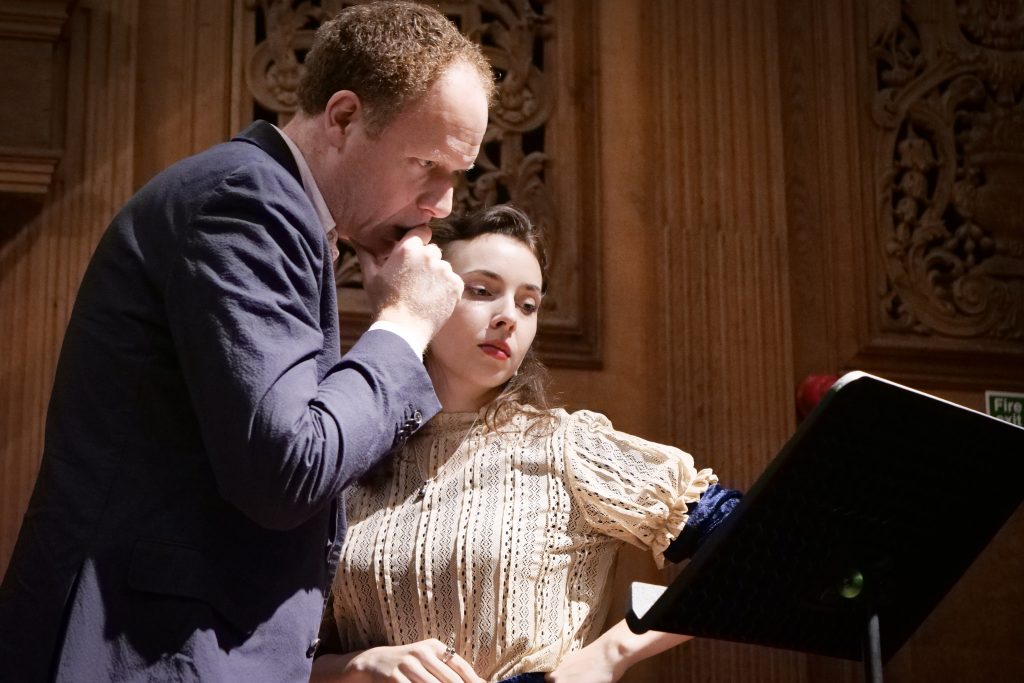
xmin=0 ymin=121 xmax=441 ymax=681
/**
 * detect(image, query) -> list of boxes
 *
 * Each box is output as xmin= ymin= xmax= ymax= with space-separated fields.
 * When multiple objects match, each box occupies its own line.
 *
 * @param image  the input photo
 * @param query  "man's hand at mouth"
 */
xmin=354 ymin=226 xmax=462 ymax=356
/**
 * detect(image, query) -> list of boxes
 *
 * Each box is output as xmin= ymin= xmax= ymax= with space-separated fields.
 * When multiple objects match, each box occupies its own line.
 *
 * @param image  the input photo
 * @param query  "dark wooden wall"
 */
xmin=1 ymin=1 xmax=1021 ymax=681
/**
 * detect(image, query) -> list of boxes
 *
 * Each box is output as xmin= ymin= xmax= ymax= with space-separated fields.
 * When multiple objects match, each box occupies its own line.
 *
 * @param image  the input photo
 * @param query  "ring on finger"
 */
xmin=441 ymin=644 xmax=456 ymax=664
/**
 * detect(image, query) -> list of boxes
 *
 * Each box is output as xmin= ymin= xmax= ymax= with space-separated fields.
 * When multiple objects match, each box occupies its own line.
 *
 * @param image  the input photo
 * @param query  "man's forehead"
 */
xmin=400 ymin=114 xmax=484 ymax=162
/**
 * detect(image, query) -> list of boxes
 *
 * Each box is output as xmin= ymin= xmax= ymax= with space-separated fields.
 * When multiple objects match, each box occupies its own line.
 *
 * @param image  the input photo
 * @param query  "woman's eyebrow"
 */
xmin=461 ymin=269 xmax=542 ymax=293
xmin=460 ymin=269 xmax=504 ymax=282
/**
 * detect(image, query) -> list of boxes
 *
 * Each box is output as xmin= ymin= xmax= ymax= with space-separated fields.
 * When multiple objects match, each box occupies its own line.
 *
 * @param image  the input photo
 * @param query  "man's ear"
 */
xmin=323 ymin=90 xmax=361 ymax=149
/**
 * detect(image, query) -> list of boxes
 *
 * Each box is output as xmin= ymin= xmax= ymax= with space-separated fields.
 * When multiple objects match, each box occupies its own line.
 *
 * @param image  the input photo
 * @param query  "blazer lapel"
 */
xmin=232 ymin=120 xmax=303 ymax=186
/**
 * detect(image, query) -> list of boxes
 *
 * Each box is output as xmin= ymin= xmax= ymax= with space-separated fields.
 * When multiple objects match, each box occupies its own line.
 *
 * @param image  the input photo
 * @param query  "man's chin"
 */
xmin=348 ymin=223 xmax=426 ymax=261
xmin=346 ymin=236 xmax=396 ymax=265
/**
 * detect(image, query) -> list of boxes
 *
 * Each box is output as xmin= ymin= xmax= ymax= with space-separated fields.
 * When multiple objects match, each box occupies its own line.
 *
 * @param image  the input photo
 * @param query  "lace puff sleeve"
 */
xmin=562 ymin=410 xmax=718 ymax=568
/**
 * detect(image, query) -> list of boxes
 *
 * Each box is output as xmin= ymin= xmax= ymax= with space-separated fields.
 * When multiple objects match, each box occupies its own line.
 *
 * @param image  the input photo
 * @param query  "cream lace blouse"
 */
xmin=328 ymin=408 xmax=718 ymax=680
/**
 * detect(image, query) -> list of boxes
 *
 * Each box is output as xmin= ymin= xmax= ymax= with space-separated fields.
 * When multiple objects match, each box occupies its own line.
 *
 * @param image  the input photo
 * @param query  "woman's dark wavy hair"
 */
xmin=429 ymin=203 xmax=559 ymax=433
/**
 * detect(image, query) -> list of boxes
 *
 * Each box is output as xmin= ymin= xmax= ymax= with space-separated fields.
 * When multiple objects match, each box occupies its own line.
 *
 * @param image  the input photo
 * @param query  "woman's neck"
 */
xmin=428 ymin=370 xmax=499 ymax=413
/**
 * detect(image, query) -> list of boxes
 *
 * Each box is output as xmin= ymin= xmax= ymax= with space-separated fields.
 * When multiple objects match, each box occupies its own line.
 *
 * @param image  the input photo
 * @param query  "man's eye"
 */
xmin=417 ymin=159 xmax=435 ymax=169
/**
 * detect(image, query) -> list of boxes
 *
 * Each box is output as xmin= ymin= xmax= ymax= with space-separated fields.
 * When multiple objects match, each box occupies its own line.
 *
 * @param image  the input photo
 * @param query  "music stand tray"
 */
xmin=627 ymin=372 xmax=1024 ymax=682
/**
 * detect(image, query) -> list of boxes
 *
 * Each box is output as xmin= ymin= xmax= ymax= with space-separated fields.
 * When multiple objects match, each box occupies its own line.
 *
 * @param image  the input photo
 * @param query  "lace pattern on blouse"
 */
xmin=330 ymin=408 xmax=717 ymax=680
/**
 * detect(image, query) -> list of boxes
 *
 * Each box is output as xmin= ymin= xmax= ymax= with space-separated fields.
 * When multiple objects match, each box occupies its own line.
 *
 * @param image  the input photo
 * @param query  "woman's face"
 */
xmin=427 ymin=233 xmax=543 ymax=409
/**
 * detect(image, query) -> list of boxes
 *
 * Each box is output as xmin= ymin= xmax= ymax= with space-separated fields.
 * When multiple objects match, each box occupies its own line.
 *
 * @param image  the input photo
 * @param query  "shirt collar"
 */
xmin=272 ymin=124 xmax=336 ymax=236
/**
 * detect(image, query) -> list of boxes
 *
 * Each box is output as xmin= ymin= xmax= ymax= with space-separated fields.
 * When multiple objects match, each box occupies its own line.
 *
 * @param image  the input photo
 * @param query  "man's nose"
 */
xmin=420 ymin=181 xmax=454 ymax=219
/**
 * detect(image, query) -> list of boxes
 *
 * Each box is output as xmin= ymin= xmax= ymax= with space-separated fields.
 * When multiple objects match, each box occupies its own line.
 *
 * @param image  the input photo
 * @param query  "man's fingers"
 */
xmin=402 ymin=225 xmax=432 ymax=247
xmin=358 ymin=224 xmax=461 ymax=339
xmin=353 ymin=242 xmax=382 ymax=282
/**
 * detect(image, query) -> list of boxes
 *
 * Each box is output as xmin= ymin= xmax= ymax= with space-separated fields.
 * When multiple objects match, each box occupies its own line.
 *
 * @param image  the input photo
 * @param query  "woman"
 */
xmin=312 ymin=205 xmax=739 ymax=683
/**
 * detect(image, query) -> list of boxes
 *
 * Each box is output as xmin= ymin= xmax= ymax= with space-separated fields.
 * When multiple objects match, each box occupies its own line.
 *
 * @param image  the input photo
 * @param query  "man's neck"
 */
xmin=274 ymin=115 xmax=338 ymax=237
xmin=280 ymin=114 xmax=320 ymax=171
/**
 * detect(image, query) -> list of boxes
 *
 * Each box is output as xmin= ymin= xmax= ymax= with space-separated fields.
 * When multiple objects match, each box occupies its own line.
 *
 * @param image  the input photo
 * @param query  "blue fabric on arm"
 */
xmin=663 ymin=484 xmax=742 ymax=563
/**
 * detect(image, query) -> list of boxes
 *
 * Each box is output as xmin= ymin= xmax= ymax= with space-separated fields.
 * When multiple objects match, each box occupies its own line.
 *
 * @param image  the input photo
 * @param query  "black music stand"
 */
xmin=626 ymin=372 xmax=1024 ymax=683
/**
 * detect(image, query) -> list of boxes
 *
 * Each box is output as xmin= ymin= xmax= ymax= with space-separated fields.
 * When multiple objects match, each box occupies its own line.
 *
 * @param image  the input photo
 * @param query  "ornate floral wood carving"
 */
xmin=872 ymin=0 xmax=1024 ymax=341
xmin=242 ymin=0 xmax=600 ymax=367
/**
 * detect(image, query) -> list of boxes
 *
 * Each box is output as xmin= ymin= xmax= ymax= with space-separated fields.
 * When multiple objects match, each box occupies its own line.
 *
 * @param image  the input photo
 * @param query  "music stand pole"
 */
xmin=864 ymin=612 xmax=882 ymax=683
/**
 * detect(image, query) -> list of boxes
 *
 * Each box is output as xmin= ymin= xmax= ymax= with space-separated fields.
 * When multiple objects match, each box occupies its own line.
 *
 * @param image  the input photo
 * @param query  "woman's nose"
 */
xmin=492 ymin=300 xmax=517 ymax=329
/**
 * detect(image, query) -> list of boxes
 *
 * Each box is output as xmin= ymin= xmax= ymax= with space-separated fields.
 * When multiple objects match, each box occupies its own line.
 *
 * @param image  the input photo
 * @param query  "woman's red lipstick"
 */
xmin=479 ymin=341 xmax=511 ymax=360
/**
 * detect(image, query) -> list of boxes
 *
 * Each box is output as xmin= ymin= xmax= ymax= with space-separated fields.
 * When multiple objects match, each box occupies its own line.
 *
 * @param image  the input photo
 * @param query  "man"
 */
xmin=0 ymin=2 xmax=492 ymax=681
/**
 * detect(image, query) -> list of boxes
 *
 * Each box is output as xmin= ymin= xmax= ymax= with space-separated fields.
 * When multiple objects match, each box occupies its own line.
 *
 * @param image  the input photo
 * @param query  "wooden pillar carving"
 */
xmin=866 ymin=0 xmax=1024 ymax=384
xmin=648 ymin=1 xmax=800 ymax=681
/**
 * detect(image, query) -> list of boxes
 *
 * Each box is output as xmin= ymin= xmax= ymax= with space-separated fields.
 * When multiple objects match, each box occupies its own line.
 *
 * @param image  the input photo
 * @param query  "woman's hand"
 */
xmin=312 ymin=639 xmax=484 ymax=683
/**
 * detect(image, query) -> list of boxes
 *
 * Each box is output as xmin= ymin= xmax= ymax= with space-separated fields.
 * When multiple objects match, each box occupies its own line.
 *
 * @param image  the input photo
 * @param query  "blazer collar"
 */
xmin=233 ymin=119 xmax=302 ymax=186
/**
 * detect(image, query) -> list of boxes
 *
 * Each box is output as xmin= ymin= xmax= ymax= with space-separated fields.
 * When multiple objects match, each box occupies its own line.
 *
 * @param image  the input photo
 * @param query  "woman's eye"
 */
xmin=520 ymin=300 xmax=539 ymax=314
xmin=465 ymin=284 xmax=490 ymax=297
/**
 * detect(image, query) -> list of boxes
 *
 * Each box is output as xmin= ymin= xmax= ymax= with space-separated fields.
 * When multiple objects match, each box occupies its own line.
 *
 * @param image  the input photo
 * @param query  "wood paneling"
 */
xmin=780 ymin=1 xmax=1024 ymax=681
xmin=780 ymin=0 xmax=867 ymax=392
xmin=569 ymin=4 xmax=671 ymax=677
xmin=655 ymin=0 xmax=795 ymax=540
xmin=0 ymin=0 xmax=72 ymax=194
xmin=647 ymin=1 xmax=804 ymax=681
xmin=0 ymin=0 xmax=140 ymax=578
xmin=0 ymin=0 xmax=237 ymax=579
xmin=2 ymin=1 xmax=1022 ymax=681
xmin=133 ymin=0 xmax=237 ymax=185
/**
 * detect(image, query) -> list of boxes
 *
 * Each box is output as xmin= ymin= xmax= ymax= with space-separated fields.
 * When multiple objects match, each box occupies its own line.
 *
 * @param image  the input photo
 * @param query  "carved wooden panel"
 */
xmin=240 ymin=0 xmax=601 ymax=367
xmin=854 ymin=0 xmax=1024 ymax=386
xmin=873 ymin=0 xmax=1024 ymax=343
xmin=783 ymin=0 xmax=1024 ymax=391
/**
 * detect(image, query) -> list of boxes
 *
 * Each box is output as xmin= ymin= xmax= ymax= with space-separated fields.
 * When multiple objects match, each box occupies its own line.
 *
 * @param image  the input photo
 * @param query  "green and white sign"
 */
xmin=985 ymin=391 xmax=1024 ymax=428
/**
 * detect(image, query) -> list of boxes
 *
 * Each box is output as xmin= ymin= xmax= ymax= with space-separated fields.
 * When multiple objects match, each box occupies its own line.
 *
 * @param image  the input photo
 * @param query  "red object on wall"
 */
xmin=796 ymin=374 xmax=840 ymax=420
